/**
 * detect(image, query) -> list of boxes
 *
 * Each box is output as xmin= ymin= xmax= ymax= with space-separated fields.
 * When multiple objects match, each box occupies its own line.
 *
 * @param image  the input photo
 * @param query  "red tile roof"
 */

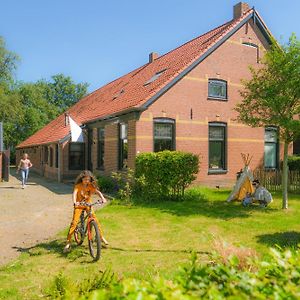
xmin=17 ymin=8 xmax=255 ymax=149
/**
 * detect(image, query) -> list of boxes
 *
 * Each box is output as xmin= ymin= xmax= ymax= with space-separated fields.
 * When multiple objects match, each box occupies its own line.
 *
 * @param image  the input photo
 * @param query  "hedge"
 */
xmin=288 ymin=155 xmax=300 ymax=171
xmin=135 ymin=151 xmax=200 ymax=200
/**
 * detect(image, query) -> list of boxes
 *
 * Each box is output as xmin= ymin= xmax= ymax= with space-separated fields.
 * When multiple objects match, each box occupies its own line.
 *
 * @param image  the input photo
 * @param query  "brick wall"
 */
xmin=134 ymin=20 xmax=291 ymax=187
xmin=103 ymin=124 xmax=119 ymax=174
xmin=14 ymin=18 xmax=294 ymax=186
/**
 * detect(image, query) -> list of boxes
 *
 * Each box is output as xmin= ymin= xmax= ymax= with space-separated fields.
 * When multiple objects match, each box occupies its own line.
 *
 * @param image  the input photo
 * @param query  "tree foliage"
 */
xmin=0 ymin=36 xmax=89 ymax=152
xmin=41 ymin=74 xmax=89 ymax=113
xmin=235 ymin=34 xmax=300 ymax=209
xmin=0 ymin=37 xmax=19 ymax=85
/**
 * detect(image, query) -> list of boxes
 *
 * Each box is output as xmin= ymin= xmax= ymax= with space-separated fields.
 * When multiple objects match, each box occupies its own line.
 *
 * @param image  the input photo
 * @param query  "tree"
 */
xmin=42 ymin=74 xmax=89 ymax=113
xmin=0 ymin=36 xmax=89 ymax=164
xmin=16 ymin=82 xmax=59 ymax=138
xmin=0 ymin=37 xmax=19 ymax=85
xmin=0 ymin=36 xmax=21 ymax=151
xmin=0 ymin=85 xmax=23 ymax=148
xmin=235 ymin=34 xmax=300 ymax=209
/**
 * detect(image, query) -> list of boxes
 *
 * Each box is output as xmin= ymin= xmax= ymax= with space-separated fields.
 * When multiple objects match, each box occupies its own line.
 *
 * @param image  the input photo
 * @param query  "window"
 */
xmin=293 ymin=139 xmax=300 ymax=155
xmin=44 ymin=146 xmax=48 ymax=164
xmin=112 ymin=89 xmax=125 ymax=100
xmin=55 ymin=144 xmax=59 ymax=168
xmin=154 ymin=118 xmax=175 ymax=152
xmin=264 ymin=127 xmax=278 ymax=169
xmin=119 ymin=123 xmax=128 ymax=170
xmin=49 ymin=147 xmax=53 ymax=167
xmin=69 ymin=142 xmax=85 ymax=170
xmin=98 ymin=128 xmax=105 ymax=169
xmin=208 ymin=79 xmax=227 ymax=100
xmin=144 ymin=69 xmax=167 ymax=86
xmin=209 ymin=123 xmax=227 ymax=171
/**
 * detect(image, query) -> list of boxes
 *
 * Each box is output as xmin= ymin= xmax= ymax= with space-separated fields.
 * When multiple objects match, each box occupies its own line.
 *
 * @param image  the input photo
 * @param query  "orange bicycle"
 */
xmin=74 ymin=200 xmax=103 ymax=261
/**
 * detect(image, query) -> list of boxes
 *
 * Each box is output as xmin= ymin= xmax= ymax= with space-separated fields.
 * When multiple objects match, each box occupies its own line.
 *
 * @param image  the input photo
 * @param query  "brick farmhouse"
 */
xmin=16 ymin=2 xmax=294 ymax=186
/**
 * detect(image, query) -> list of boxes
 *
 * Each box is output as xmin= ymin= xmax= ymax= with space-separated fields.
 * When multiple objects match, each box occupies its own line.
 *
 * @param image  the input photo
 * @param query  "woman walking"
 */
xmin=17 ymin=153 xmax=33 ymax=189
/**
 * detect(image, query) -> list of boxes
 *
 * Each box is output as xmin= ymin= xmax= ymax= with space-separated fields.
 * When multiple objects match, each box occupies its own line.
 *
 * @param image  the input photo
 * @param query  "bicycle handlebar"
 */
xmin=75 ymin=200 xmax=104 ymax=207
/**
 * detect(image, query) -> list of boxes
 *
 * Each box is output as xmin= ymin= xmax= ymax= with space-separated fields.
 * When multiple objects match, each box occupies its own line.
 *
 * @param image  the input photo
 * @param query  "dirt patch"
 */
xmin=0 ymin=169 xmax=73 ymax=266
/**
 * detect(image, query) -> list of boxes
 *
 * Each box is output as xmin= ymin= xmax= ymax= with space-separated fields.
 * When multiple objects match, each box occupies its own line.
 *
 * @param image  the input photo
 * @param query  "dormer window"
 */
xmin=208 ymin=79 xmax=227 ymax=100
xmin=112 ymin=89 xmax=125 ymax=100
xmin=144 ymin=69 xmax=167 ymax=86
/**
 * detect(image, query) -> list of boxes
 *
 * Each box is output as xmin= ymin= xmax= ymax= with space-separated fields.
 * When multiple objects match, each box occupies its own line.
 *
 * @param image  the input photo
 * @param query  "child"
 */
xmin=252 ymin=179 xmax=273 ymax=207
xmin=16 ymin=153 xmax=33 ymax=189
xmin=242 ymin=192 xmax=253 ymax=207
xmin=63 ymin=170 xmax=108 ymax=253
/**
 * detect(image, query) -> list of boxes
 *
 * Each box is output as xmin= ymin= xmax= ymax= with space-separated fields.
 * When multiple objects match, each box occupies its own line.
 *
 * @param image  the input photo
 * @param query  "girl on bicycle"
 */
xmin=63 ymin=170 xmax=108 ymax=253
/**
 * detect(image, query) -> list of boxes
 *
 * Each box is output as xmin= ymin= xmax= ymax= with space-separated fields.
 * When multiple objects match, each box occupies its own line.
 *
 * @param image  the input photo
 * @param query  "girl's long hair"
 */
xmin=74 ymin=170 xmax=98 ymax=188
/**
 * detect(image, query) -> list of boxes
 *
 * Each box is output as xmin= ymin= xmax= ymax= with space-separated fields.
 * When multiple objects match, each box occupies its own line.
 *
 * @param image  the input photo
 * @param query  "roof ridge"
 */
xmin=152 ymin=19 xmax=235 ymax=63
xmin=18 ymin=7 xmax=265 ymax=149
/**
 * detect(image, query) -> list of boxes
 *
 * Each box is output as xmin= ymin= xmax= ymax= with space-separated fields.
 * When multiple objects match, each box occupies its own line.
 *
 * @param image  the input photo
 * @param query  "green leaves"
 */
xmin=0 ymin=35 xmax=89 ymax=153
xmin=135 ymin=151 xmax=200 ymax=200
xmin=44 ymin=74 xmax=89 ymax=113
xmin=236 ymin=34 xmax=300 ymax=209
xmin=236 ymin=34 xmax=300 ymax=141
xmin=50 ymin=247 xmax=300 ymax=299
xmin=0 ymin=37 xmax=19 ymax=85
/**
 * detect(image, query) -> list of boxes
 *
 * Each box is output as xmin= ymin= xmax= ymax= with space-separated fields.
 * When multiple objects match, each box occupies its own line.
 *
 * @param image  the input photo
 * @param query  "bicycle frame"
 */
xmin=78 ymin=201 xmax=101 ymax=240
xmin=74 ymin=200 xmax=103 ymax=261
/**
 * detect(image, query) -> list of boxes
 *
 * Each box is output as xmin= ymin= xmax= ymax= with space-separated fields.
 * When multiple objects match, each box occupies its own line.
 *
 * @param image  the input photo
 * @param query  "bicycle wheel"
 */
xmin=74 ymin=212 xmax=85 ymax=245
xmin=74 ymin=225 xmax=85 ymax=245
xmin=88 ymin=220 xmax=101 ymax=261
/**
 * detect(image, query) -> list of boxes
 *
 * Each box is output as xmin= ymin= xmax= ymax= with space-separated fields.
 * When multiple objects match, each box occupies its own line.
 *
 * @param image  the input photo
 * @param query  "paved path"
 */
xmin=0 ymin=169 xmax=73 ymax=266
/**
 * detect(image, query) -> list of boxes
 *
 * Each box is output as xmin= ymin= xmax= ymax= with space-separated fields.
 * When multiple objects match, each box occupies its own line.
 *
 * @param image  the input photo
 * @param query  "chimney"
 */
xmin=233 ymin=2 xmax=250 ymax=19
xmin=149 ymin=52 xmax=159 ymax=63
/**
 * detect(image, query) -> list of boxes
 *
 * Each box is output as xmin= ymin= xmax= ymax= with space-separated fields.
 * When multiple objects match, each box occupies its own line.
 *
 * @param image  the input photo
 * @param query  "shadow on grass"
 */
xmin=12 ymin=239 xmax=209 ymax=263
xmin=256 ymin=231 xmax=300 ymax=248
xmin=109 ymin=247 xmax=208 ymax=255
xmin=131 ymin=188 xmax=278 ymax=220
xmin=12 ymin=239 xmax=94 ymax=263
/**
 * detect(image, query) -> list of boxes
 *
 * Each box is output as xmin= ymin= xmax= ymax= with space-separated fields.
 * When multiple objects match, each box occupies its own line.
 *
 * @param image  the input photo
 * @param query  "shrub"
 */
xmin=135 ymin=151 xmax=200 ymax=200
xmin=47 ymin=247 xmax=300 ymax=299
xmin=45 ymin=272 xmax=71 ymax=299
xmin=288 ymin=155 xmax=300 ymax=171
xmin=97 ymin=175 xmax=116 ymax=193
xmin=111 ymin=169 xmax=135 ymax=202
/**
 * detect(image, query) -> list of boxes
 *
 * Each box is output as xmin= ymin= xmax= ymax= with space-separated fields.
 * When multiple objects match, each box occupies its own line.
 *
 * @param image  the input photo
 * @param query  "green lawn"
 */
xmin=1 ymin=187 xmax=300 ymax=299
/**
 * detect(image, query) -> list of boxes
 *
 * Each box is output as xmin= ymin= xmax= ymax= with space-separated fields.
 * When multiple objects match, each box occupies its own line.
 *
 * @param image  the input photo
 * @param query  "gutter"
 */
xmin=84 ymin=107 xmax=144 ymax=127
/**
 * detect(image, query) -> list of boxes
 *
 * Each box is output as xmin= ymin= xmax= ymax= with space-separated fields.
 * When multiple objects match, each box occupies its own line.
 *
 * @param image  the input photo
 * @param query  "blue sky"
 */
xmin=1 ymin=0 xmax=299 ymax=92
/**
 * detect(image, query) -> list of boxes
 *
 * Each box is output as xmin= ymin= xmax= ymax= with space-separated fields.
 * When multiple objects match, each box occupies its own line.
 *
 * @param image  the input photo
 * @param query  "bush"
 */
xmin=53 ymin=247 xmax=300 ymax=299
xmin=135 ymin=151 xmax=200 ymax=200
xmin=97 ymin=175 xmax=116 ymax=193
xmin=288 ymin=155 xmax=300 ymax=171
xmin=111 ymin=169 xmax=135 ymax=202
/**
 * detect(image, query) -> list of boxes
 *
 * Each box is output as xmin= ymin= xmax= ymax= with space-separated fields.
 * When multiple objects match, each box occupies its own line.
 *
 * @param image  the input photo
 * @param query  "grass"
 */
xmin=0 ymin=187 xmax=300 ymax=299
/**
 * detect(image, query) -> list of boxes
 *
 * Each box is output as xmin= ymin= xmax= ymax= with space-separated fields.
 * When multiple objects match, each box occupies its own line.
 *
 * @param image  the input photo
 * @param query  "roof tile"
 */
xmin=17 ymin=9 xmax=253 ymax=148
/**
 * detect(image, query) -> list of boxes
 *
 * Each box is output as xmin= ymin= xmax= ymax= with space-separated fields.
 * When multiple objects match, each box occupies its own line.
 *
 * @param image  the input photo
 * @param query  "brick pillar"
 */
xmin=127 ymin=120 xmax=136 ymax=170
xmin=104 ymin=124 xmax=119 ymax=174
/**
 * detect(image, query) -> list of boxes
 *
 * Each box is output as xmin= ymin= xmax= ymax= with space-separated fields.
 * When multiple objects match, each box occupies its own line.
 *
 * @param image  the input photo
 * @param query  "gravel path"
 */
xmin=0 ymin=169 xmax=73 ymax=266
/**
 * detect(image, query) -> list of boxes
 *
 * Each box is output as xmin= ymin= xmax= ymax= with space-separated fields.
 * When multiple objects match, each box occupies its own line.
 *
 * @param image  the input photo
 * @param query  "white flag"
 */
xmin=69 ymin=116 xmax=84 ymax=142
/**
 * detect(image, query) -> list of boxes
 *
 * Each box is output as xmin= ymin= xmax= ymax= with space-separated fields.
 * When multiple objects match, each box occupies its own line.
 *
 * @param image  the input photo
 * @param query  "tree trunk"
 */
xmin=282 ymin=141 xmax=289 ymax=209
